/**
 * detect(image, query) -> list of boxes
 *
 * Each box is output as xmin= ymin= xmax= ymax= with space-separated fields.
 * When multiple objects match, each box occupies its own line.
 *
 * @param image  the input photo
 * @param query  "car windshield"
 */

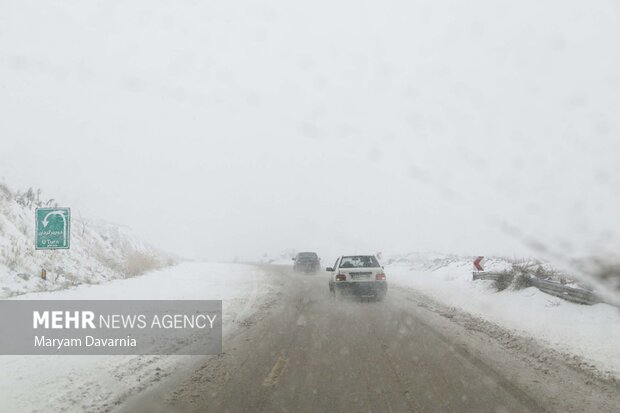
xmin=339 ymin=256 xmax=380 ymax=268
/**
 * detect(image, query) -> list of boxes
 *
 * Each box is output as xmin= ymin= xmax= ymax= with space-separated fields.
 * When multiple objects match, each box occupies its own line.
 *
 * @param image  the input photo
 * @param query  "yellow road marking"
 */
xmin=262 ymin=355 xmax=289 ymax=387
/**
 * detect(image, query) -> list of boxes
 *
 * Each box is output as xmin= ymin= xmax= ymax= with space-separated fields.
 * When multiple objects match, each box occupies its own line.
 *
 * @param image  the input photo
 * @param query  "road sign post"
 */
xmin=35 ymin=208 xmax=71 ymax=250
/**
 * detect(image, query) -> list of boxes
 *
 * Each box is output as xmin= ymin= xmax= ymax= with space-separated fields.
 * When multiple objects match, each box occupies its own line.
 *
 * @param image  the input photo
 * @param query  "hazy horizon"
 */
xmin=2 ymin=0 xmax=619 ymax=265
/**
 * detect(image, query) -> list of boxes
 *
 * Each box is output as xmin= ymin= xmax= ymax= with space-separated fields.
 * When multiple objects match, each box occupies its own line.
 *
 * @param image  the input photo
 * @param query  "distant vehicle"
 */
xmin=327 ymin=255 xmax=387 ymax=300
xmin=292 ymin=252 xmax=321 ymax=273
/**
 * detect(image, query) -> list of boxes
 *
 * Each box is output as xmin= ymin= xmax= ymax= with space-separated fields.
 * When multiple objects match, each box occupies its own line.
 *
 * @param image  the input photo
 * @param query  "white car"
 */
xmin=327 ymin=255 xmax=387 ymax=300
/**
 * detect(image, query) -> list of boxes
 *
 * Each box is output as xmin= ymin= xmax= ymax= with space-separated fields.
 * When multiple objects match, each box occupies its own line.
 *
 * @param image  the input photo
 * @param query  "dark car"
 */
xmin=293 ymin=252 xmax=321 ymax=273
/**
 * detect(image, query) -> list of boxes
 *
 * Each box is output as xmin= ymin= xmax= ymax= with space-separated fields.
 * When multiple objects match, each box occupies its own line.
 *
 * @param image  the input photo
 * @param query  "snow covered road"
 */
xmin=0 ymin=262 xmax=274 ymax=412
xmin=3 ymin=262 xmax=620 ymax=413
xmin=121 ymin=264 xmax=620 ymax=413
xmin=386 ymin=261 xmax=620 ymax=379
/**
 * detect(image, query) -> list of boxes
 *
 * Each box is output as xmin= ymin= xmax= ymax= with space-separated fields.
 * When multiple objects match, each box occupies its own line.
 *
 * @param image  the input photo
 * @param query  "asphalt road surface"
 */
xmin=119 ymin=265 xmax=620 ymax=413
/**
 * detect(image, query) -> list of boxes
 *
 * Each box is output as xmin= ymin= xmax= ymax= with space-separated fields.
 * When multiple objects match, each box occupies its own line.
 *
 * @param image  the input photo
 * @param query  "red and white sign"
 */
xmin=473 ymin=256 xmax=484 ymax=272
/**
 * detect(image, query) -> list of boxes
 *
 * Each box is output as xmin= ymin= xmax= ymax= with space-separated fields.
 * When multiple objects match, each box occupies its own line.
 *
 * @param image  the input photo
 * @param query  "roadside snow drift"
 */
xmin=0 ymin=262 xmax=270 ymax=413
xmin=384 ymin=253 xmax=620 ymax=379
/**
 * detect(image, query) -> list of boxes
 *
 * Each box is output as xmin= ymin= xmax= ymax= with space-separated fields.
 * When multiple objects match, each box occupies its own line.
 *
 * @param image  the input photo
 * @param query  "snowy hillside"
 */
xmin=0 ymin=183 xmax=173 ymax=297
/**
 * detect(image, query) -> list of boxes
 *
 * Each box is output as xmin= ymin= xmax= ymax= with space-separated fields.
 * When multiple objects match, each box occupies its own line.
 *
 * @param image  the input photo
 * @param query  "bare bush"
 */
xmin=90 ymin=245 xmax=123 ymax=274
xmin=14 ymin=186 xmax=56 ymax=208
xmin=0 ymin=183 xmax=12 ymax=200
xmin=494 ymin=261 xmax=536 ymax=291
xmin=492 ymin=272 xmax=514 ymax=291
xmin=510 ymin=270 xmax=531 ymax=290
xmin=1 ymin=237 xmax=26 ymax=271
xmin=125 ymin=252 xmax=161 ymax=277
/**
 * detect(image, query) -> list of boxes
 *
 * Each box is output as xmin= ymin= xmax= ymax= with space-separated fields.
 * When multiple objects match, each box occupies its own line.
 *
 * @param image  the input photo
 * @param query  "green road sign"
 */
xmin=35 ymin=208 xmax=71 ymax=250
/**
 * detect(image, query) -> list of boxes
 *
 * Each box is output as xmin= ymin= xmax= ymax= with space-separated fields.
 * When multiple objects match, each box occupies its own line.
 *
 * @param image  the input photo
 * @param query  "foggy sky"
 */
xmin=1 ymin=0 xmax=619 ymax=262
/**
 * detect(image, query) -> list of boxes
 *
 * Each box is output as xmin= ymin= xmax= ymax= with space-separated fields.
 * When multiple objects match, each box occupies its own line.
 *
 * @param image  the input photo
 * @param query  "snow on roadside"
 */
xmin=0 ymin=183 xmax=173 ymax=298
xmin=268 ymin=258 xmax=296 ymax=266
xmin=0 ymin=262 xmax=273 ymax=413
xmin=386 ymin=258 xmax=620 ymax=379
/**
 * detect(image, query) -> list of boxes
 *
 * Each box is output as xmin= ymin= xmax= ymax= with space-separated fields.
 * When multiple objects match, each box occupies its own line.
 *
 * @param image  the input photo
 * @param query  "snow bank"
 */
xmin=0 ymin=262 xmax=270 ymax=413
xmin=0 ymin=183 xmax=172 ymax=297
xmin=385 ymin=254 xmax=620 ymax=378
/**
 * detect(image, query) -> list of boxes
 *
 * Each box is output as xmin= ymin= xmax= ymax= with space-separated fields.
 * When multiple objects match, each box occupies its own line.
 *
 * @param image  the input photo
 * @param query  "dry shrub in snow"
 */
xmin=509 ymin=269 xmax=532 ymax=291
xmin=494 ymin=261 xmax=539 ymax=291
xmin=125 ymin=252 xmax=161 ymax=277
xmin=1 ymin=237 xmax=27 ymax=271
